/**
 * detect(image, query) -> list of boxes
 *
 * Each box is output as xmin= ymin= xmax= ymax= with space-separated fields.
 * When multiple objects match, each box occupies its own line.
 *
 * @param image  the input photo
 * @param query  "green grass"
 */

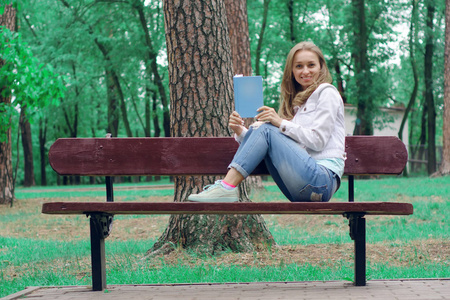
xmin=107 ymin=260 xmax=449 ymax=284
xmin=15 ymin=184 xmax=175 ymax=199
xmin=1 ymin=176 xmax=449 ymax=297
xmin=107 ymin=261 xmax=354 ymax=284
xmin=15 ymin=189 xmax=175 ymax=199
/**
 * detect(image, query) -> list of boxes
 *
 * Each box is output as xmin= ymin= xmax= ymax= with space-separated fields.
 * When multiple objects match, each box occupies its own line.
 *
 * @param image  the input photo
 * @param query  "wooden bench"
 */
xmin=42 ymin=136 xmax=413 ymax=290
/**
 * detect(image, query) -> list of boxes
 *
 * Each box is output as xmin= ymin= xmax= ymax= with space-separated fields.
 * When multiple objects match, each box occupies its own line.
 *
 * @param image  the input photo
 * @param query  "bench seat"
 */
xmin=42 ymin=201 xmax=413 ymax=216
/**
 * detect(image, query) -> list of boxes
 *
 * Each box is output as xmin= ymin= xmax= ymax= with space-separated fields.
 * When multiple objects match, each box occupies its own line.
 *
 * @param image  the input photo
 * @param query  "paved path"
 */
xmin=3 ymin=279 xmax=449 ymax=300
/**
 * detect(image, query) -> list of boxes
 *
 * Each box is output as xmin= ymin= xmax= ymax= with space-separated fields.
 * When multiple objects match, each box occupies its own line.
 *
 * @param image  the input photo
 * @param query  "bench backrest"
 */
xmin=48 ymin=136 xmax=407 ymax=177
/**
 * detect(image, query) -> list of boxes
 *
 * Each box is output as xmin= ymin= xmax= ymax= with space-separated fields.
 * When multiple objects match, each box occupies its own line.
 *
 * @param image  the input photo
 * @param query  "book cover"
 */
xmin=233 ymin=75 xmax=264 ymax=118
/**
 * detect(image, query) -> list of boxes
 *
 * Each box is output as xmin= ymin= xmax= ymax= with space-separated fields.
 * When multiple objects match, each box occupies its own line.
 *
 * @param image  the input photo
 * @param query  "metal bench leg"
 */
xmin=345 ymin=213 xmax=366 ymax=286
xmin=89 ymin=213 xmax=113 ymax=291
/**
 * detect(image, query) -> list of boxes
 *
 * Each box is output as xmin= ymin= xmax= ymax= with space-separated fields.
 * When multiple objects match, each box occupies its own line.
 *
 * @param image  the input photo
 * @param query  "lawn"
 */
xmin=1 ymin=176 xmax=449 ymax=298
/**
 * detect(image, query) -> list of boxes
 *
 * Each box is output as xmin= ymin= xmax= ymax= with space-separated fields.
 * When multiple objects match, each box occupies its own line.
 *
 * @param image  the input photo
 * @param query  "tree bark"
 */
xmin=324 ymin=2 xmax=346 ymax=103
xmin=106 ymin=69 xmax=120 ymax=137
xmin=351 ymin=0 xmax=374 ymax=135
xmin=440 ymin=0 xmax=450 ymax=175
xmin=424 ymin=1 xmax=436 ymax=175
xmin=417 ymin=96 xmax=428 ymax=173
xmin=224 ymin=0 xmax=252 ymax=77
xmin=334 ymin=60 xmax=347 ymax=103
xmin=148 ymin=0 xmax=275 ymax=256
xmin=19 ymin=107 xmax=35 ymax=187
xmin=255 ymin=0 xmax=271 ymax=76
xmin=398 ymin=0 xmax=419 ymax=176
xmin=0 ymin=4 xmax=16 ymax=205
xmin=97 ymin=44 xmax=132 ymax=138
xmin=151 ymin=89 xmax=161 ymax=137
xmin=144 ymin=86 xmax=152 ymax=137
xmin=287 ymin=0 xmax=296 ymax=43
xmin=39 ymin=117 xmax=47 ymax=186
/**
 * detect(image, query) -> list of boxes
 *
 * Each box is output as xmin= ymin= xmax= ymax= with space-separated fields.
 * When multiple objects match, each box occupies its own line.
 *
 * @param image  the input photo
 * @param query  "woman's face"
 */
xmin=292 ymin=50 xmax=321 ymax=90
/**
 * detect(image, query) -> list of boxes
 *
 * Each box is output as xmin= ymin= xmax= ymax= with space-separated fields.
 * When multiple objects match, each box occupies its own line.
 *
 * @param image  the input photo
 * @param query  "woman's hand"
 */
xmin=256 ymin=106 xmax=283 ymax=128
xmin=229 ymin=111 xmax=245 ymax=135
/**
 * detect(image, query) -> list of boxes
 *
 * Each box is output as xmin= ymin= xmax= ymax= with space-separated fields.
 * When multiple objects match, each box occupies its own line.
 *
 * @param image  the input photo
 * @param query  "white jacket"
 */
xmin=279 ymin=83 xmax=346 ymax=161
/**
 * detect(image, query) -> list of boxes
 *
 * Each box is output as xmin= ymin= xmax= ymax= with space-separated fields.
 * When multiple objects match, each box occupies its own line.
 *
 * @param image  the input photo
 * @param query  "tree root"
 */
xmin=143 ymin=242 xmax=178 ymax=259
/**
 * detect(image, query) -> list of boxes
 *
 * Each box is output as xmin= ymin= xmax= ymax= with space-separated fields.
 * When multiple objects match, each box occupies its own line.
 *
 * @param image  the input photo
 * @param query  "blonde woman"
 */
xmin=188 ymin=41 xmax=346 ymax=203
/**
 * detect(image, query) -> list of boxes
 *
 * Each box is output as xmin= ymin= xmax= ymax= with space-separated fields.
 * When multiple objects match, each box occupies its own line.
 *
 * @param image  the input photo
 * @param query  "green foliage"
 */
xmin=0 ymin=26 xmax=65 ymax=141
xmin=2 ymin=0 xmax=447 ymax=185
xmin=0 ymin=102 xmax=14 ymax=139
xmin=0 ymin=34 xmax=63 ymax=105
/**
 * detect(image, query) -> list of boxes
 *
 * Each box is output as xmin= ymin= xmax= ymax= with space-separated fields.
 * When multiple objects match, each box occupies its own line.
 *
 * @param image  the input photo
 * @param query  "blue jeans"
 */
xmin=229 ymin=123 xmax=339 ymax=202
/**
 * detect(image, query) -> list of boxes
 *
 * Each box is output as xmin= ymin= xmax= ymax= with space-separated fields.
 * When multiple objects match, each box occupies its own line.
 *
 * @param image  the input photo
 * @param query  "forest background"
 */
xmin=0 ymin=0 xmax=448 ymax=193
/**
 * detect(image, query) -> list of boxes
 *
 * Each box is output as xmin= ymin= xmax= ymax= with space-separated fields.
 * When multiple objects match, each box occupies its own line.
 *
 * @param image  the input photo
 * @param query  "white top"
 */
xmin=236 ymin=83 xmax=346 ymax=177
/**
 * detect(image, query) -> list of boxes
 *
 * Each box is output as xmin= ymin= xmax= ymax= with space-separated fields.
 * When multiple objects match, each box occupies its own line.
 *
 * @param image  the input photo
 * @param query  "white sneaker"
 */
xmin=187 ymin=180 xmax=239 ymax=202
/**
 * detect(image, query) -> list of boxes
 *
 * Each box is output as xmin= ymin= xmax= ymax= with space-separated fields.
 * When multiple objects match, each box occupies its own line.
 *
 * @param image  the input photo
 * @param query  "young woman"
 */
xmin=188 ymin=41 xmax=346 ymax=203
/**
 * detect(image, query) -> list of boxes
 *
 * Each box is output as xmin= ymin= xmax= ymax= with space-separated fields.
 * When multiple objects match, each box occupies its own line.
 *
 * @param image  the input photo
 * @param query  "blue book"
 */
xmin=233 ymin=75 xmax=264 ymax=118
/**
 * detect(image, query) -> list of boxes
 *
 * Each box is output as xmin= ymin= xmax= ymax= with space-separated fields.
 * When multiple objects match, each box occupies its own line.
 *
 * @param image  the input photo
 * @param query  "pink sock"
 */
xmin=221 ymin=180 xmax=236 ymax=190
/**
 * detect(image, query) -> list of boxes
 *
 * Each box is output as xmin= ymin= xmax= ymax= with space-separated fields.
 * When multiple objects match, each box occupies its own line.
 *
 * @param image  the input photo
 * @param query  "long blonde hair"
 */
xmin=279 ymin=42 xmax=332 ymax=120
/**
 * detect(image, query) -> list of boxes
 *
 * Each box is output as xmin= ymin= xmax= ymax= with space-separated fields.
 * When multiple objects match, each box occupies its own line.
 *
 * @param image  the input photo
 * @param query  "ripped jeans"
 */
xmin=229 ymin=123 xmax=339 ymax=202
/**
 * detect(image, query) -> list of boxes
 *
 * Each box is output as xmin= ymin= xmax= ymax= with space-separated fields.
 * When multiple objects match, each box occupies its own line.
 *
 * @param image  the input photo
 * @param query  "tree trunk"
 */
xmin=255 ymin=0 xmax=271 ymax=76
xmin=106 ymin=69 xmax=120 ymax=137
xmin=148 ymin=0 xmax=275 ymax=256
xmin=97 ymin=42 xmax=132 ymax=137
xmin=62 ymin=65 xmax=79 ymax=138
xmin=351 ymin=0 xmax=373 ymax=135
xmin=334 ymin=60 xmax=347 ymax=103
xmin=225 ymin=0 xmax=252 ymax=77
xmin=149 ymin=87 xmax=161 ymax=183
xmin=287 ymin=0 xmax=296 ymax=43
xmin=19 ymin=107 xmax=35 ymax=187
xmin=440 ymin=0 xmax=450 ymax=175
xmin=0 ymin=4 xmax=16 ymax=205
xmin=39 ymin=117 xmax=47 ymax=186
xmin=399 ymin=0 xmax=419 ymax=177
xmin=0 ymin=124 xmax=13 ymax=205
xmin=425 ymin=1 xmax=436 ymax=175
xmin=144 ymin=86 xmax=152 ymax=137
xmin=134 ymin=0 xmax=170 ymax=137
xmin=151 ymin=89 xmax=161 ymax=137
xmin=418 ymin=95 xmax=428 ymax=173
xmin=97 ymin=45 xmax=131 ymax=137
xmin=98 ymin=6 xmax=132 ymax=138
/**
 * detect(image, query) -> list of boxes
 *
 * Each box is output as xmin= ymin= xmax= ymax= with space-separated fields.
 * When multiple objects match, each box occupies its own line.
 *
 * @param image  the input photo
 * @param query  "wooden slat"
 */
xmin=344 ymin=136 xmax=408 ymax=175
xmin=48 ymin=136 xmax=408 ymax=176
xmin=42 ymin=202 xmax=413 ymax=216
xmin=49 ymin=137 xmax=249 ymax=176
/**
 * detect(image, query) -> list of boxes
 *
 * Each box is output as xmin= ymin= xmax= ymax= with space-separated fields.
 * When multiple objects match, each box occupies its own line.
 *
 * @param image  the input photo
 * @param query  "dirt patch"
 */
xmin=146 ymin=239 xmax=449 ymax=269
